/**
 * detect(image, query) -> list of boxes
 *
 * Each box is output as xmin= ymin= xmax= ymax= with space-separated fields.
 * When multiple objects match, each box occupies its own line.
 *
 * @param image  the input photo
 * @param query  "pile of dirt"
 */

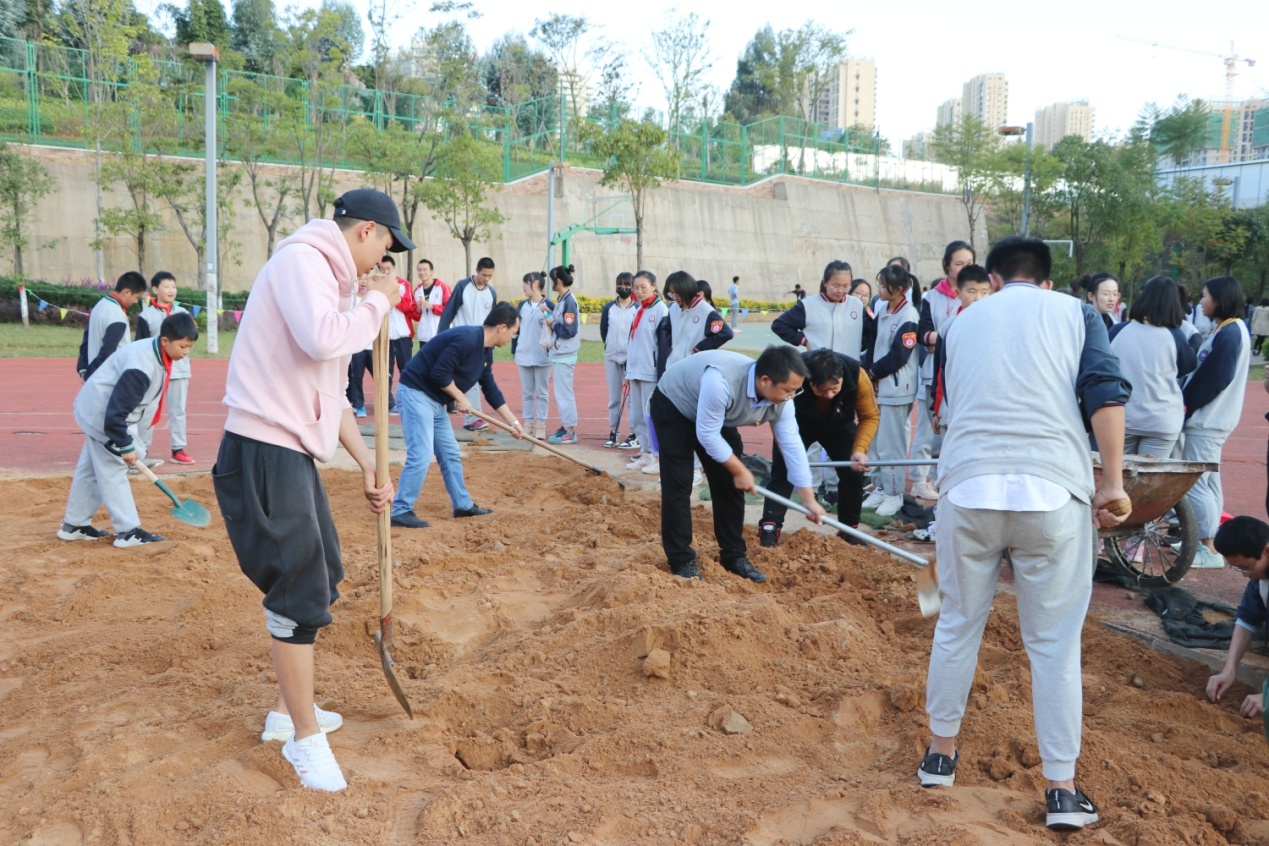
xmin=3 ymin=454 xmax=1269 ymax=845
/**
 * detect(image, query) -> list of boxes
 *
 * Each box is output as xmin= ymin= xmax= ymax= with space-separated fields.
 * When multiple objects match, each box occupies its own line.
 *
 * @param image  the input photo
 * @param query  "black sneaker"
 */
xmin=917 ymin=748 xmax=958 ymax=787
xmin=617 ymin=434 xmax=640 ymax=450
xmin=390 ymin=510 xmax=429 ymax=528
xmin=837 ymin=528 xmax=869 ymax=546
xmin=822 ymin=488 xmax=839 ymax=507
xmin=453 ymin=504 xmax=492 ymax=518
xmin=670 ymin=559 xmax=705 ymax=581
xmin=759 ymin=521 xmax=781 ymax=548
xmin=58 ymin=523 xmax=110 ymax=541
xmin=604 ymin=430 xmax=619 ymax=448
xmin=1046 ymin=787 xmax=1099 ymax=831
xmin=113 ymin=527 xmax=165 ymax=548
xmin=723 ymin=556 xmax=768 ymax=583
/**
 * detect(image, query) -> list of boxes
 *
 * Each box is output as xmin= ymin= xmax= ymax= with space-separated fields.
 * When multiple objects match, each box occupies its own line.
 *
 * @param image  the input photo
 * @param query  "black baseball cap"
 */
xmin=332 ymin=188 xmax=416 ymax=252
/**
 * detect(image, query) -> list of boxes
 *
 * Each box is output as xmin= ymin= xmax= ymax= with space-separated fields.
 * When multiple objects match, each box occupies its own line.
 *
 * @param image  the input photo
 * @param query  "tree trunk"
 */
xmin=463 ymin=238 xmax=472 ymax=277
xmin=15 ymin=243 xmax=22 ymax=278
xmin=94 ymin=140 xmax=105 ymax=282
xmin=635 ymin=210 xmax=644 ymax=271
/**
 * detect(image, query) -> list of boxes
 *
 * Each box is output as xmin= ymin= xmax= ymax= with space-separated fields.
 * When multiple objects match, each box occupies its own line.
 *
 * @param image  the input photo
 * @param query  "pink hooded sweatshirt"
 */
xmin=224 ymin=220 xmax=390 ymax=462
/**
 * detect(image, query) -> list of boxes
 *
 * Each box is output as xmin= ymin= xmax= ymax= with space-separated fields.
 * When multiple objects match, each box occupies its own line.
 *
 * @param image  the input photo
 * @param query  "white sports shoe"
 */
xmin=281 ymin=732 xmax=347 ymax=792
xmin=692 ymin=469 xmax=702 ymax=487
xmin=1190 ymin=545 xmax=1226 ymax=569
xmin=862 ymin=489 xmax=887 ymax=510
xmin=641 ymin=458 xmax=661 ymax=475
xmin=910 ymin=481 xmax=939 ymax=500
xmin=626 ymin=453 xmax=651 ymax=470
xmin=875 ymin=493 xmax=905 ymax=517
xmin=260 ymin=704 xmax=345 ymax=742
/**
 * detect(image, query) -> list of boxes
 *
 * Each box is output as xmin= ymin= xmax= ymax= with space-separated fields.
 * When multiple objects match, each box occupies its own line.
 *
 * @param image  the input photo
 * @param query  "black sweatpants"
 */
xmin=213 ymin=433 xmax=342 ymax=644
xmin=650 ymin=388 xmax=747 ymax=571
xmin=760 ymin=419 xmax=864 ymax=528
xmin=346 ymin=350 xmax=370 ymax=409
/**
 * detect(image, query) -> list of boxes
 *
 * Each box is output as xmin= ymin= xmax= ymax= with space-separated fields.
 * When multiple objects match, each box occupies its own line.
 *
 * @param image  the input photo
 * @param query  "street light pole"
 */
xmin=189 ymin=43 xmax=219 ymax=354
xmin=1021 ymin=121 xmax=1033 ymax=238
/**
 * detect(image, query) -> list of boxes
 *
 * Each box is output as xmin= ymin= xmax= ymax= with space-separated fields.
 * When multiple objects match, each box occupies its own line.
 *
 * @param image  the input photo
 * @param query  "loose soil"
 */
xmin=4 ymin=454 xmax=1269 ymax=846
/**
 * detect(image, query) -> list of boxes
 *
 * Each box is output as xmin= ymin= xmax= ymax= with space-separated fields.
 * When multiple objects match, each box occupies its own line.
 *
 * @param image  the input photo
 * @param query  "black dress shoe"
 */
xmin=390 ymin=511 xmax=429 ymax=528
xmin=722 ymin=556 xmax=768 ymax=583
xmin=670 ymin=559 xmax=705 ymax=581
xmin=453 ymin=504 xmax=492 ymax=518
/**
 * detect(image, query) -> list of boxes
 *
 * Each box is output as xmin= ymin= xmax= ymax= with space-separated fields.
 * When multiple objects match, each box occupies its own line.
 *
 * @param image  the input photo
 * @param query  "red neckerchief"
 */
xmin=154 ymin=299 xmax=173 ymax=316
xmin=630 ymin=293 xmax=659 ymax=337
xmin=150 ymin=343 xmax=175 ymax=426
xmin=109 ymin=292 xmax=130 ymax=310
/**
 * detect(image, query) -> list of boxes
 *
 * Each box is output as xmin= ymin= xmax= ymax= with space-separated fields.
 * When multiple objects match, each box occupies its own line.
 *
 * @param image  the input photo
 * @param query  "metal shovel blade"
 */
xmin=374 ymin=616 xmax=414 ymax=719
xmin=137 ymin=463 xmax=211 ymax=527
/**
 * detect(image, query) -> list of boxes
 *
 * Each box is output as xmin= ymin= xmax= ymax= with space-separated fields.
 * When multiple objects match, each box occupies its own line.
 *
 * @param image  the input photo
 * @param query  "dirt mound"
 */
xmin=3 ymin=452 xmax=1269 ymax=845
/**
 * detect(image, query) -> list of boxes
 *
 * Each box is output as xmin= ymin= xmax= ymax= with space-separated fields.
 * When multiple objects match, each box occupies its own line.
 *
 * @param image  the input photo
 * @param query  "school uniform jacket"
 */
xmin=658 ymin=296 xmax=733 ymax=378
xmin=626 ymin=297 xmax=668 ymax=383
xmin=915 ymin=278 xmax=958 ymax=389
xmin=75 ymin=338 xmax=169 ymax=455
xmin=772 ymin=293 xmax=865 ymax=357
xmin=1108 ymin=320 xmax=1197 ymax=440
xmin=136 ymin=302 xmax=192 ymax=379
xmin=513 ymin=298 xmax=554 ymax=367
xmin=412 ymin=279 xmax=451 ymax=343
xmin=77 ymin=294 xmax=131 ymax=379
xmin=862 ymin=296 xmax=920 ymax=405
xmin=437 ymin=277 xmax=497 ymax=331
xmin=388 ymin=277 xmax=416 ymax=340
xmin=600 ymin=299 xmax=637 ymax=363
xmin=548 ymin=290 xmax=581 ymax=359
xmin=1182 ymin=319 xmax=1251 ymax=437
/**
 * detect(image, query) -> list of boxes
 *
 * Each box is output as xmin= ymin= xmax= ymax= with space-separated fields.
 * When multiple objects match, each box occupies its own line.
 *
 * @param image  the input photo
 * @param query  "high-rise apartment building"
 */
xmin=935 ymin=97 xmax=962 ymax=128
xmin=1033 ymin=101 xmax=1095 ymax=150
xmin=962 ymin=73 xmax=1008 ymax=129
xmin=903 ymin=131 xmax=935 ymax=160
xmin=812 ymin=58 xmax=877 ymax=133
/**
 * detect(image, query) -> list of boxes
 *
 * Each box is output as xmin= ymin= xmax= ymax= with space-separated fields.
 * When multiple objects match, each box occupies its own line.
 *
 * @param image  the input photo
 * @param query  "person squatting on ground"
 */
xmin=910 ymin=241 xmax=975 ymax=501
xmin=135 ymin=271 xmax=196 ymax=465
xmin=650 ymin=346 xmax=827 ymax=583
xmin=601 ymin=272 xmax=640 ymax=449
xmin=543 ymin=265 xmax=581 ymax=445
xmin=77 ymin=270 xmax=148 ymax=382
xmin=919 ymin=236 xmax=1131 ymax=832
xmin=625 ymin=271 xmax=668 ymax=475
xmin=391 ymin=302 xmax=524 ymax=529
xmin=1107 ymin=276 xmax=1196 ymax=460
xmin=1181 ymin=275 xmax=1252 ymax=570
xmin=59 ymin=311 xmax=199 ymax=548
xmin=514 ymin=271 xmax=553 ymax=440
xmin=860 ymin=264 xmax=921 ymax=518
xmin=438 ymin=256 xmax=498 ymax=430
xmin=1207 ymin=516 xmax=1269 ymax=719
xmin=759 ymin=348 xmax=879 ymax=549
xmin=213 ymin=187 xmax=411 ymax=792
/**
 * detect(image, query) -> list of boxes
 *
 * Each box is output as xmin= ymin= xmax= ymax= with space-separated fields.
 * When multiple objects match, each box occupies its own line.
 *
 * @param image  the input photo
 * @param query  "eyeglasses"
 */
xmin=790 ymin=387 xmax=804 ymax=399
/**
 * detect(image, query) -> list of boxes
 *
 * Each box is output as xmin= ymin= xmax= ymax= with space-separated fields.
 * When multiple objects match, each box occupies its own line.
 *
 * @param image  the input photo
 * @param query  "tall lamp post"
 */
xmin=189 ymin=42 xmax=219 ymax=354
xmin=999 ymin=122 xmax=1034 ymax=237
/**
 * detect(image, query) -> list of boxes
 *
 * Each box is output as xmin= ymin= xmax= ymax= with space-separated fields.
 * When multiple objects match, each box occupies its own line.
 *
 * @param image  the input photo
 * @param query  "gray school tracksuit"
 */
xmin=661 ymin=297 xmax=733 ymax=374
xmin=64 ymin=338 xmax=169 ymax=533
xmin=912 ymin=281 xmax=959 ymax=486
xmin=932 ymin=282 xmax=1129 ymax=783
xmin=862 ymin=296 xmax=919 ymax=497
xmin=514 ymin=298 xmax=553 ymax=425
xmin=549 ymin=290 xmax=581 ymax=429
xmin=1107 ymin=320 xmax=1197 ymax=458
xmin=600 ymin=298 xmax=638 ymax=432
xmin=77 ymin=295 xmax=131 ymax=380
xmin=626 ymin=297 xmax=668 ymax=456
xmin=136 ymin=303 xmax=192 ymax=453
xmin=438 ymin=277 xmax=497 ymax=425
xmin=771 ymin=292 xmax=866 ymax=357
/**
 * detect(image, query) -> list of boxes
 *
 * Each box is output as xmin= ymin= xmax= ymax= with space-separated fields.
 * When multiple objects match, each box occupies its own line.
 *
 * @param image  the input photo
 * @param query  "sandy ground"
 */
xmin=5 ymin=454 xmax=1269 ymax=846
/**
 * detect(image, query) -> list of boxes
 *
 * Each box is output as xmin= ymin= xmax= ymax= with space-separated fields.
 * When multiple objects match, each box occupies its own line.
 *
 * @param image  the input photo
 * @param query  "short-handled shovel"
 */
xmin=372 ymin=316 xmax=413 ymax=719
xmin=755 ymin=485 xmax=941 ymax=617
xmin=135 ymin=462 xmax=211 ymax=527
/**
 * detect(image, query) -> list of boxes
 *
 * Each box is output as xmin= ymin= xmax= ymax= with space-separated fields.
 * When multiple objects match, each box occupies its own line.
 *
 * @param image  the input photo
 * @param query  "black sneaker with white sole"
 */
xmin=604 ymin=430 xmax=620 ymax=448
xmin=1045 ymin=787 xmax=1099 ymax=830
xmin=759 ymin=521 xmax=781 ymax=548
xmin=917 ymin=748 xmax=958 ymax=787
xmin=57 ymin=523 xmax=110 ymax=541
xmin=113 ymin=527 xmax=165 ymax=548
xmin=617 ymin=434 xmax=640 ymax=450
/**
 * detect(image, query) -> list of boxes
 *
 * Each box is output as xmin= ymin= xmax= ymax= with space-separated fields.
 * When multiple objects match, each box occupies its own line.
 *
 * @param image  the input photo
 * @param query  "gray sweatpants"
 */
xmin=63 ymin=437 xmax=140 ymax=533
xmin=518 ymin=365 xmax=551 ymax=424
xmin=910 ymin=386 xmax=941 ymax=485
xmin=874 ymin=401 xmax=913 ymax=496
xmin=1182 ymin=431 xmax=1225 ymax=539
xmin=552 ymin=360 xmax=577 ymax=428
xmin=1124 ymin=434 xmax=1176 ymax=459
xmin=926 ymin=495 xmax=1095 ymax=782
xmin=604 ymin=359 xmax=633 ymax=431
xmin=462 ymin=384 xmax=484 ymax=427
xmin=628 ymin=379 xmax=656 ymax=456
xmin=138 ymin=377 xmax=189 ymax=452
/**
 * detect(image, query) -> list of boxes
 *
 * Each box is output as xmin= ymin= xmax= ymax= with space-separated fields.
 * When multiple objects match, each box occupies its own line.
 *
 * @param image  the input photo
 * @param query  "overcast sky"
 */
xmin=147 ymin=0 xmax=1269 ymax=148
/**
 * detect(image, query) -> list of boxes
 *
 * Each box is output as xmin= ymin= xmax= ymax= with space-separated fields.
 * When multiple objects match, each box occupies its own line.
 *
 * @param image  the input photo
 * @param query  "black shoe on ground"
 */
xmin=759 ymin=521 xmax=781 ymax=548
xmin=670 ymin=559 xmax=705 ymax=581
xmin=837 ymin=528 xmax=869 ymax=546
xmin=453 ymin=504 xmax=492 ymax=518
xmin=917 ymin=748 xmax=958 ymax=787
xmin=390 ymin=510 xmax=429 ymax=528
xmin=823 ymin=489 xmax=839 ymax=507
xmin=604 ymin=430 xmax=619 ymax=448
xmin=1045 ymin=787 xmax=1099 ymax=830
xmin=58 ymin=522 xmax=110 ymax=541
xmin=723 ymin=556 xmax=768 ymax=583
xmin=617 ymin=434 xmax=640 ymax=450
xmin=113 ymin=527 xmax=165 ymax=548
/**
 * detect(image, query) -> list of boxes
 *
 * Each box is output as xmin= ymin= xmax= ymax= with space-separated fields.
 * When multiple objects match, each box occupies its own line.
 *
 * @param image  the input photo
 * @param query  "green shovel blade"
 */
xmin=153 ymin=478 xmax=212 ymax=528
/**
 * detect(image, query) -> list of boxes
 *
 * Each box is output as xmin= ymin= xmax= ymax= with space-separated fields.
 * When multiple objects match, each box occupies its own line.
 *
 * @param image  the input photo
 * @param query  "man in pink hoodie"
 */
xmin=213 ymin=188 xmax=412 ymax=792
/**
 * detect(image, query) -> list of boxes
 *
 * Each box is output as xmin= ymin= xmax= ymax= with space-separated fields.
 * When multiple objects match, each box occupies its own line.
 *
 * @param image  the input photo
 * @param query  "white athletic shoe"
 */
xmin=626 ymin=453 xmax=651 ymax=470
xmin=260 ymin=704 xmax=345 ymax=742
xmin=862 ymin=489 xmax=887 ymax=510
xmin=910 ymin=481 xmax=939 ymax=500
xmin=1190 ymin=545 xmax=1226 ymax=569
xmin=692 ymin=469 xmax=702 ymax=487
xmin=641 ymin=458 xmax=661 ymax=475
xmin=875 ymin=494 xmax=905 ymax=517
xmin=281 ymin=732 xmax=347 ymax=792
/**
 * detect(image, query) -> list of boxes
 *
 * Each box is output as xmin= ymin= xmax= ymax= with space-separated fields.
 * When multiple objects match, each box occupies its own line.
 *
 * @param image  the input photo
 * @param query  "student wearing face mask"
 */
xmin=600 ymin=272 xmax=639 ymax=449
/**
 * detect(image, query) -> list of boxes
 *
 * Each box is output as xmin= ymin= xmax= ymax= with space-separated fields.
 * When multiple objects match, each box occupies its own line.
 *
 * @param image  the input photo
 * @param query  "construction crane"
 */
xmin=1117 ymin=35 xmax=1257 ymax=162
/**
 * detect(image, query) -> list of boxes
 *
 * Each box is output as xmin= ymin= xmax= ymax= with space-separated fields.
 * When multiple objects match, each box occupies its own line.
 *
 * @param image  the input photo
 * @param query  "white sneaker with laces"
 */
xmin=261 ymin=704 xmax=345 ymax=742
xmin=876 ymin=493 xmax=905 ymax=517
xmin=1190 ymin=545 xmax=1226 ymax=569
xmin=641 ymin=458 xmax=661 ymax=475
xmin=281 ymin=732 xmax=347 ymax=791
xmin=627 ymin=453 xmax=650 ymax=470
xmin=910 ymin=481 xmax=939 ymax=500
xmin=862 ymin=489 xmax=887 ymax=510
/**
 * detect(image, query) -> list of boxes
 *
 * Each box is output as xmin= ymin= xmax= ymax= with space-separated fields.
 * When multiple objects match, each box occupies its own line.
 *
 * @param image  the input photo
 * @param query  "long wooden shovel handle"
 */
xmin=373 ymin=317 xmax=393 ymax=630
xmin=134 ymin=460 xmax=181 ymax=507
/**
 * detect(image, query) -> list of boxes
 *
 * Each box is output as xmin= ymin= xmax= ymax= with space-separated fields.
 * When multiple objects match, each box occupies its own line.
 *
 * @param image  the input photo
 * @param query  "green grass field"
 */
xmin=0 ymin=323 xmax=237 ymax=359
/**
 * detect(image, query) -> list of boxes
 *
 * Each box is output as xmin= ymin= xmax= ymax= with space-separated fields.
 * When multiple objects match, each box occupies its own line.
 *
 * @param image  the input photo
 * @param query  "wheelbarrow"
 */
xmin=1094 ymin=454 xmax=1219 ymax=588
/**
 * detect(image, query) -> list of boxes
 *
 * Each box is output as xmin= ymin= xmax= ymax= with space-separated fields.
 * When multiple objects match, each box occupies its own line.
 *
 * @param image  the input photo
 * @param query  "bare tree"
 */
xmin=531 ymin=13 xmax=594 ymax=119
xmin=648 ymin=10 xmax=714 ymax=135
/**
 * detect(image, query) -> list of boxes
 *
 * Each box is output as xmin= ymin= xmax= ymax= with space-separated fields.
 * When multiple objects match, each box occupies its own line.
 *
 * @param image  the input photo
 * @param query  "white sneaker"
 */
xmin=641 ymin=458 xmax=661 ymax=475
xmin=862 ymin=489 xmax=887 ymax=510
xmin=626 ymin=453 xmax=650 ymax=470
xmin=261 ymin=704 xmax=345 ymax=742
xmin=1190 ymin=545 xmax=1226 ymax=569
xmin=910 ymin=481 xmax=939 ymax=500
xmin=692 ymin=469 xmax=702 ymax=487
xmin=875 ymin=493 xmax=905 ymax=517
xmin=281 ymin=732 xmax=347 ymax=791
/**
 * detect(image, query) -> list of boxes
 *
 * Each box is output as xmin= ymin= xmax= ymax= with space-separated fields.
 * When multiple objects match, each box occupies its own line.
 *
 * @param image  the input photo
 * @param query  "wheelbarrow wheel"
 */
xmin=1103 ymin=495 xmax=1198 ymax=588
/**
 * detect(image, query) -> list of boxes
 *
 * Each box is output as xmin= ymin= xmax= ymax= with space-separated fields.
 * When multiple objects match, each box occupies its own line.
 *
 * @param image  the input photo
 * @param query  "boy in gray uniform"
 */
xmin=600 ymin=272 xmax=639 ymax=448
xmin=77 ymin=271 xmax=148 ymax=380
xmin=136 ymin=271 xmax=196 ymax=465
xmin=438 ymin=256 xmax=497 ymax=430
xmin=59 ymin=312 xmax=199 ymax=547
xmin=919 ymin=237 xmax=1130 ymax=832
xmin=514 ymin=272 xmax=553 ymax=440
